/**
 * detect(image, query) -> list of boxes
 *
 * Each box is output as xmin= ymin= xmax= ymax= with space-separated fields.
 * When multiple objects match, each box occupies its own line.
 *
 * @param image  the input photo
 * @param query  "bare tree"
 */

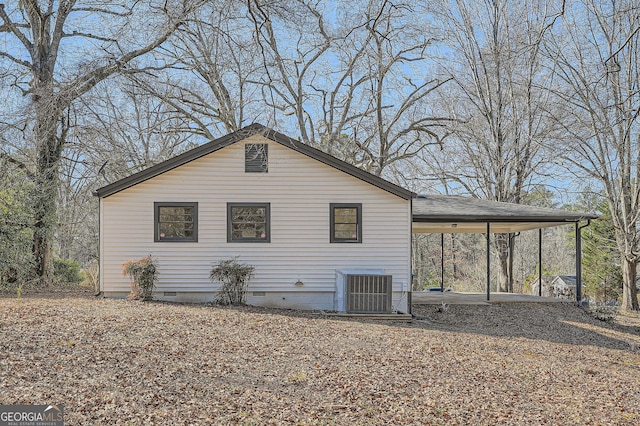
xmin=247 ymin=0 xmax=334 ymax=145
xmin=247 ymin=0 xmax=448 ymax=176
xmin=0 ymin=0 xmax=203 ymax=282
xmin=545 ymin=0 xmax=640 ymax=310
xmin=76 ymin=82 xmax=198 ymax=179
xmin=52 ymin=82 xmax=198 ymax=264
xmin=130 ymin=1 xmax=264 ymax=138
xmin=425 ymin=0 xmax=565 ymax=292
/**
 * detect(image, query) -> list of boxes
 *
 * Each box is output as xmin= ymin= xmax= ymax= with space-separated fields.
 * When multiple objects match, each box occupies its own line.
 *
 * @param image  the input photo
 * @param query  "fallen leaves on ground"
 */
xmin=1 ymin=294 xmax=639 ymax=425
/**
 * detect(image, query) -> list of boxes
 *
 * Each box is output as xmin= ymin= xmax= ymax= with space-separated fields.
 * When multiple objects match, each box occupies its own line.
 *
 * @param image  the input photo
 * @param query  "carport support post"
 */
xmin=486 ymin=223 xmax=491 ymax=301
xmin=576 ymin=222 xmax=582 ymax=302
xmin=575 ymin=220 xmax=591 ymax=302
xmin=508 ymin=233 xmax=514 ymax=293
xmin=441 ymin=233 xmax=445 ymax=292
xmin=538 ymin=228 xmax=543 ymax=297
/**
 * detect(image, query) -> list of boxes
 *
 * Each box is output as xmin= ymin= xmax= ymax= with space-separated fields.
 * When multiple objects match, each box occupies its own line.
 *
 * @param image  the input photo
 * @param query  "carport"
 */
xmin=412 ymin=195 xmax=598 ymax=302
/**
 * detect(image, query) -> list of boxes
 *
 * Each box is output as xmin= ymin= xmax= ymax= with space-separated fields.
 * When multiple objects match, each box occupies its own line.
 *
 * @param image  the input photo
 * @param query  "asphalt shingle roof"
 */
xmin=412 ymin=195 xmax=597 ymax=233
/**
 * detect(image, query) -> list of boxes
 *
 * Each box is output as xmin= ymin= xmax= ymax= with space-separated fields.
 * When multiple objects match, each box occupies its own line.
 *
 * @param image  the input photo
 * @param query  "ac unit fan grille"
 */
xmin=346 ymin=274 xmax=392 ymax=313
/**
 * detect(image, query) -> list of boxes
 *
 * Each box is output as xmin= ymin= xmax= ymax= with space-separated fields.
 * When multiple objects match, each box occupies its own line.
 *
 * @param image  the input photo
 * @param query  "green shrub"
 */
xmin=210 ymin=257 xmax=254 ymax=305
xmin=0 ymin=183 xmax=34 ymax=288
xmin=53 ymin=258 xmax=83 ymax=285
xmin=122 ymin=255 xmax=158 ymax=301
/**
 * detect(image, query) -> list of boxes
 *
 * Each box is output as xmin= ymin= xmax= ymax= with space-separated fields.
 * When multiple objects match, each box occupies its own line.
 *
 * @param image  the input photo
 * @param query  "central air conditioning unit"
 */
xmin=334 ymin=269 xmax=393 ymax=313
xmin=345 ymin=274 xmax=392 ymax=314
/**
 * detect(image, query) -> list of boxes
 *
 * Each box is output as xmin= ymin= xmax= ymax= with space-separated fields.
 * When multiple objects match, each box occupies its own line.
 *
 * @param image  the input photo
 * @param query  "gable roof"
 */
xmin=94 ymin=123 xmax=415 ymax=199
xmin=549 ymin=276 xmax=578 ymax=287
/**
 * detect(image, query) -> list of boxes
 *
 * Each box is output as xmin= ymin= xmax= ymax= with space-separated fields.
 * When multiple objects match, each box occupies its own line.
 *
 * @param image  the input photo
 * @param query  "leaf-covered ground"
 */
xmin=1 ymin=294 xmax=639 ymax=425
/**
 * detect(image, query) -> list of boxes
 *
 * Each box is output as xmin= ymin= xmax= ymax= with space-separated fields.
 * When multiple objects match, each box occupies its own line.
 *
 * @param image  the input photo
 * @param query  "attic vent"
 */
xmin=245 ymin=143 xmax=268 ymax=173
xmin=346 ymin=274 xmax=392 ymax=313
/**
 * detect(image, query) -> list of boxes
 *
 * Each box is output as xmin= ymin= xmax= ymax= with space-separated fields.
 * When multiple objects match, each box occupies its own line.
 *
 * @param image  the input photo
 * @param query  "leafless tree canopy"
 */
xmin=543 ymin=0 xmax=640 ymax=310
xmin=0 ymin=0 xmax=204 ymax=282
xmin=0 ymin=0 xmax=638 ymax=310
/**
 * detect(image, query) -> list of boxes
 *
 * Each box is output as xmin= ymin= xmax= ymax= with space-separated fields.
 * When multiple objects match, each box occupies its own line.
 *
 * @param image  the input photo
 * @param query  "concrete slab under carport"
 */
xmin=412 ymin=291 xmax=571 ymax=305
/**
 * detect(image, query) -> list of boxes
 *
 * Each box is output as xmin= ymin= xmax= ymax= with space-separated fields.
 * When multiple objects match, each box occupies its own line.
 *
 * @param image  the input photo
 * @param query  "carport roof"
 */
xmin=412 ymin=194 xmax=598 ymax=234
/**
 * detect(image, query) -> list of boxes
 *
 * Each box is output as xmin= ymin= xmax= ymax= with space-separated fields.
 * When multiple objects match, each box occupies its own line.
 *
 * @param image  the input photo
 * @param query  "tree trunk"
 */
xmin=31 ymin=80 xmax=62 ymax=284
xmin=31 ymin=168 xmax=58 ymax=284
xmin=621 ymin=257 xmax=639 ymax=311
xmin=495 ymin=233 xmax=509 ymax=292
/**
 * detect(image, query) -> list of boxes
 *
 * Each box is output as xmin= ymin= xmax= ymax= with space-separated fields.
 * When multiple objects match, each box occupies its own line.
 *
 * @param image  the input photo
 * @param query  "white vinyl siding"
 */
xmin=100 ymin=135 xmax=411 ymax=310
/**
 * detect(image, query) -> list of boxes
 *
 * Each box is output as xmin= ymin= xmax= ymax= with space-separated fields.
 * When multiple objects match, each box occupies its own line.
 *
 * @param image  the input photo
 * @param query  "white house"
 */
xmin=95 ymin=124 xmax=414 ymax=313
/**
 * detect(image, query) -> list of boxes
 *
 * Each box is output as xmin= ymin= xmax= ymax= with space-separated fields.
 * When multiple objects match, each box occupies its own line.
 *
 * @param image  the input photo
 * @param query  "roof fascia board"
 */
xmin=261 ymin=127 xmax=414 ymax=200
xmin=412 ymin=216 xmax=596 ymax=223
xmin=95 ymin=123 xmax=414 ymax=200
xmin=93 ymin=126 xmax=255 ymax=198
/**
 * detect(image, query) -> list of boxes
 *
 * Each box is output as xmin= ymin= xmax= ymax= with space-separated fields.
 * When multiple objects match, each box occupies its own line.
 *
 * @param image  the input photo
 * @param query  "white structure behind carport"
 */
xmin=412 ymin=195 xmax=599 ymax=302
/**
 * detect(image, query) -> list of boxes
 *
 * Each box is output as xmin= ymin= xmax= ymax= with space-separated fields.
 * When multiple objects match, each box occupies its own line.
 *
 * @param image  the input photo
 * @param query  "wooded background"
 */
xmin=0 ymin=0 xmax=637 ymax=309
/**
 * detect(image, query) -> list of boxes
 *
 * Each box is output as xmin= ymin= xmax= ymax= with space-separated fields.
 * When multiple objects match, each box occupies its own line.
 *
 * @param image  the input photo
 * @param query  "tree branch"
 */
xmin=61 ymin=7 xmax=197 ymax=109
xmin=70 ymin=6 xmax=133 ymax=17
xmin=0 ymin=3 xmax=34 ymax=51
xmin=0 ymin=152 xmax=35 ymax=180
xmin=0 ymin=50 xmax=34 ymax=70
xmin=61 ymin=30 xmax=118 ymax=44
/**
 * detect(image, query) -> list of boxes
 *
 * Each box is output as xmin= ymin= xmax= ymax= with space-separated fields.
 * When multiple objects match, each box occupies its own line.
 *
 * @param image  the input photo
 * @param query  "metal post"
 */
xmin=441 ymin=233 xmax=445 ymax=292
xmin=508 ymin=233 xmax=514 ymax=293
xmin=576 ymin=220 xmax=591 ymax=303
xmin=538 ymin=228 xmax=543 ymax=297
xmin=575 ymin=222 xmax=581 ymax=302
xmin=487 ymin=223 xmax=491 ymax=301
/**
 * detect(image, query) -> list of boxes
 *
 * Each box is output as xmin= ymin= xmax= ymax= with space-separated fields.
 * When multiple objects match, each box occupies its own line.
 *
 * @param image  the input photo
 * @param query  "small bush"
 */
xmin=210 ymin=257 xmax=254 ymax=305
xmin=81 ymin=260 xmax=100 ymax=293
xmin=122 ymin=255 xmax=158 ymax=301
xmin=53 ymin=258 xmax=83 ymax=285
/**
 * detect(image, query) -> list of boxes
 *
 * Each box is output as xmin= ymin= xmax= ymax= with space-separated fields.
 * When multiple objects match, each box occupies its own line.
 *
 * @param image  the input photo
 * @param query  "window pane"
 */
xmin=335 ymin=223 xmax=357 ymax=232
xmin=233 ymin=208 xmax=265 ymax=223
xmin=331 ymin=204 xmax=361 ymax=243
xmin=335 ymin=224 xmax=357 ymax=239
xmin=229 ymin=204 xmax=269 ymax=241
xmin=158 ymin=206 xmax=194 ymax=239
xmin=335 ymin=208 xmax=357 ymax=223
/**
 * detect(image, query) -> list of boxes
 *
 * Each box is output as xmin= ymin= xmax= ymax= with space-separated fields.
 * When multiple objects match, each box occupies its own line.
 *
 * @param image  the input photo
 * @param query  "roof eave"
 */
xmin=94 ymin=123 xmax=414 ymax=200
xmin=261 ymin=127 xmax=414 ymax=200
xmin=94 ymin=125 xmax=258 ymax=198
xmin=412 ymin=215 xmax=598 ymax=223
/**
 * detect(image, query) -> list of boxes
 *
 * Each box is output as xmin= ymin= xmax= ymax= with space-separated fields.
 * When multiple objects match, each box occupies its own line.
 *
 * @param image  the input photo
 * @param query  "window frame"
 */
xmin=154 ymin=202 xmax=198 ymax=242
xmin=227 ymin=202 xmax=271 ymax=243
xmin=245 ymin=143 xmax=268 ymax=173
xmin=330 ymin=203 xmax=362 ymax=243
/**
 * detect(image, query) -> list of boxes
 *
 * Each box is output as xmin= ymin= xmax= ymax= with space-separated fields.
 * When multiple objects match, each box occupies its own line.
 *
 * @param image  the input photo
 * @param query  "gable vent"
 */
xmin=346 ymin=274 xmax=392 ymax=313
xmin=245 ymin=143 xmax=268 ymax=172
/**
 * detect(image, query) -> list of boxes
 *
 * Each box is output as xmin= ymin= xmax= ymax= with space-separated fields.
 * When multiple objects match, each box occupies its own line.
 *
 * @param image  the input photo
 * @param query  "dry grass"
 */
xmin=1 ymin=292 xmax=639 ymax=425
